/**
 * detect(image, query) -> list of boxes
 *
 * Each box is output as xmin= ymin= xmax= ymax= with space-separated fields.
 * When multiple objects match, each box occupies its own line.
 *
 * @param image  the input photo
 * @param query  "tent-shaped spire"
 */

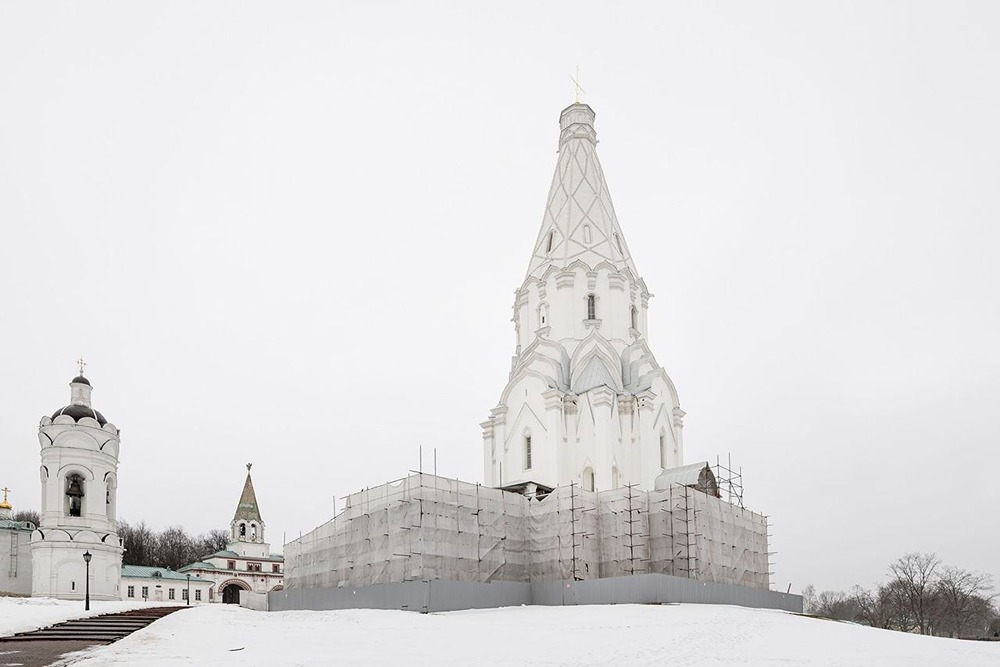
xmin=232 ymin=463 xmax=263 ymax=524
xmin=525 ymin=103 xmax=640 ymax=281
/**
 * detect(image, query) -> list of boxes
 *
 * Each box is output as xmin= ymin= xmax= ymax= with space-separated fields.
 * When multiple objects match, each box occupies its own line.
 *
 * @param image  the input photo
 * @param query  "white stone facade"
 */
xmin=0 ymin=494 xmax=34 ymax=596
xmin=120 ymin=565 xmax=214 ymax=604
xmin=31 ymin=375 xmax=124 ymax=601
xmin=482 ymin=104 xmax=685 ymax=495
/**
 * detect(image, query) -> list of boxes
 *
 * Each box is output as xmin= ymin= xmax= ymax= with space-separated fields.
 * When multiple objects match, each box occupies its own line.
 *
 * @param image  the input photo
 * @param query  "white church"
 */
xmin=2 ymin=100 xmax=798 ymax=613
xmin=274 ymin=102 xmax=796 ymax=613
xmin=481 ymin=102 xmax=685 ymax=497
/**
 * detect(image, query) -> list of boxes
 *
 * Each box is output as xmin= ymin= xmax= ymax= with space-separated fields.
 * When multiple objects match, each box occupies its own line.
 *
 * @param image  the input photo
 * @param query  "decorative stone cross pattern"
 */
xmin=76 ymin=357 xmax=87 ymax=376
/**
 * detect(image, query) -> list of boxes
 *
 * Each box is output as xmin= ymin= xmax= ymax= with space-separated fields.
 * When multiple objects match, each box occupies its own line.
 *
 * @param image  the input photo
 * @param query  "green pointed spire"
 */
xmin=233 ymin=463 xmax=263 ymax=524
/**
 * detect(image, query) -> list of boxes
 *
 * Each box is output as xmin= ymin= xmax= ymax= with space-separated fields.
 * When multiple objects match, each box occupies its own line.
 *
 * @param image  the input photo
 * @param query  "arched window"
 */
xmin=65 ymin=474 xmax=84 ymax=518
xmin=659 ymin=432 xmax=668 ymax=469
xmin=583 ymin=225 xmax=592 ymax=243
xmin=105 ymin=475 xmax=117 ymax=523
xmin=524 ymin=435 xmax=532 ymax=470
xmin=546 ymin=230 xmax=555 ymax=254
xmin=583 ymin=467 xmax=595 ymax=492
xmin=538 ymin=303 xmax=548 ymax=327
xmin=611 ymin=466 xmax=620 ymax=489
xmin=631 ymin=305 xmax=638 ymax=330
xmin=250 ymin=523 xmax=257 ymax=540
xmin=587 ymin=294 xmax=596 ymax=320
xmin=239 ymin=523 xmax=246 ymax=538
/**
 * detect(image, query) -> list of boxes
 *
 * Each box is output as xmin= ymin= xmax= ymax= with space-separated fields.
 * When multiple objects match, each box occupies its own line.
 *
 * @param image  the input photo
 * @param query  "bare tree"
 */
xmin=810 ymin=591 xmax=859 ymax=621
xmin=854 ymin=584 xmax=895 ymax=629
xmin=801 ymin=585 xmax=818 ymax=614
xmin=119 ymin=520 xmax=158 ymax=566
xmin=193 ymin=529 xmax=231 ymax=559
xmin=934 ymin=567 xmax=995 ymax=638
xmin=11 ymin=509 xmax=40 ymax=528
xmin=156 ymin=525 xmax=195 ymax=570
xmin=888 ymin=552 xmax=941 ymax=634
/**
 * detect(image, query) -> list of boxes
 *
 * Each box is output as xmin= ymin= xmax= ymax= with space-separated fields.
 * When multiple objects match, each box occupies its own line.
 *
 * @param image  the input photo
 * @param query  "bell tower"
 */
xmin=228 ymin=464 xmax=270 ymax=559
xmin=30 ymin=364 xmax=123 ymax=600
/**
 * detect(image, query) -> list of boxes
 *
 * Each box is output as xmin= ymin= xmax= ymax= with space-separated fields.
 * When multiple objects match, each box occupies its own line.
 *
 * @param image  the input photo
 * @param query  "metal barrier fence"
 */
xmin=267 ymin=573 xmax=801 ymax=614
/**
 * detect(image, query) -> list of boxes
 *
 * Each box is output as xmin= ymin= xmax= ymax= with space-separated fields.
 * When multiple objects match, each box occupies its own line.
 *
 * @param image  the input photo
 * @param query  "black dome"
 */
xmin=71 ymin=376 xmax=91 ymax=386
xmin=51 ymin=404 xmax=107 ymax=426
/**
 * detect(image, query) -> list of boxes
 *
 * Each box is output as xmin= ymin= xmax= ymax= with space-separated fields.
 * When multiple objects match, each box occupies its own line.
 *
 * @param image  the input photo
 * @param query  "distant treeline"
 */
xmin=118 ymin=520 xmax=230 ymax=570
xmin=11 ymin=511 xmax=230 ymax=571
xmin=804 ymin=553 xmax=998 ymax=639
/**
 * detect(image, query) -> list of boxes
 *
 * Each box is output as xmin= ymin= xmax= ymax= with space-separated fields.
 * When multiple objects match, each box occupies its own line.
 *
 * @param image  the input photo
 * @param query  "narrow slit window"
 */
xmin=587 ymin=294 xmax=596 ymax=320
xmin=660 ymin=433 xmax=668 ymax=469
xmin=546 ymin=231 xmax=555 ymax=253
xmin=524 ymin=436 xmax=532 ymax=470
xmin=631 ymin=305 xmax=638 ymax=330
xmin=614 ymin=233 xmax=623 ymax=254
xmin=583 ymin=225 xmax=592 ymax=243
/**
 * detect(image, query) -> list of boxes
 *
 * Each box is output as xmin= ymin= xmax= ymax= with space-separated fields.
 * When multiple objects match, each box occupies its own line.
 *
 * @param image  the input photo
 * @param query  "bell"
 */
xmin=66 ymin=477 xmax=84 ymax=498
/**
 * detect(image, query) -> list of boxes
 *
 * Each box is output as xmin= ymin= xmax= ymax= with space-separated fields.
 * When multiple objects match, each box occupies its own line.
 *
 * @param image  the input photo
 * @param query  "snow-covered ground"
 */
xmin=0 ymin=596 xmax=178 ymax=637
xmin=54 ymin=603 xmax=1000 ymax=666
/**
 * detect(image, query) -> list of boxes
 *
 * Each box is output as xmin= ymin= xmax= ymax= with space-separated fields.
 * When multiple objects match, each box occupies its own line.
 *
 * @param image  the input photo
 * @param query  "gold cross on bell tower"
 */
xmin=0 ymin=487 xmax=11 ymax=508
xmin=76 ymin=357 xmax=87 ymax=376
xmin=571 ymin=66 xmax=586 ymax=104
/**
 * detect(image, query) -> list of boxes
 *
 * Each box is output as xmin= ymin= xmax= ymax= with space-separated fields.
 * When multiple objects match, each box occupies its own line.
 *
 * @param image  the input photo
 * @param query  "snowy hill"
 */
xmin=57 ymin=603 xmax=999 ymax=666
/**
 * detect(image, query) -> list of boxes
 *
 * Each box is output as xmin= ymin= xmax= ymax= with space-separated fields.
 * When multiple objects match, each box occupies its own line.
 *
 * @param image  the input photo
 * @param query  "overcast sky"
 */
xmin=1 ymin=1 xmax=997 ymax=595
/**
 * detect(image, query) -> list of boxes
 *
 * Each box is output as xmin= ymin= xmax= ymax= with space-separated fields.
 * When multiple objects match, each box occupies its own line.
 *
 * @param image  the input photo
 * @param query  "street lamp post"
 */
xmin=186 ymin=574 xmax=191 ymax=606
xmin=82 ymin=551 xmax=92 ymax=611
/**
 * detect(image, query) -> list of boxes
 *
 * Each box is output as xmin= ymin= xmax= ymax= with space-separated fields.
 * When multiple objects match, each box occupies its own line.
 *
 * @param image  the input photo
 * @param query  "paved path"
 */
xmin=0 ymin=607 xmax=187 ymax=667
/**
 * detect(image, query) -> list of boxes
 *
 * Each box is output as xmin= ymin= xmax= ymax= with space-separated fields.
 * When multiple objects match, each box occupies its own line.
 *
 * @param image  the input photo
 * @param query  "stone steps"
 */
xmin=0 ymin=606 xmax=188 ymax=644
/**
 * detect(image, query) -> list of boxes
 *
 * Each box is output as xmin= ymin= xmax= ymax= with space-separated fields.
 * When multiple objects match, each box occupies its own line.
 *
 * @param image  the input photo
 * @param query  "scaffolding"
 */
xmin=714 ymin=454 xmax=745 ymax=509
xmin=284 ymin=473 xmax=770 ymax=592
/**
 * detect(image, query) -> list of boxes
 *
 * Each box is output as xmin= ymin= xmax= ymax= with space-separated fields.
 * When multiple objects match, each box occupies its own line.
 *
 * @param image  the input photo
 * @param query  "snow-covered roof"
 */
xmin=0 ymin=519 xmax=34 ymax=531
xmin=121 ymin=565 xmax=210 ymax=582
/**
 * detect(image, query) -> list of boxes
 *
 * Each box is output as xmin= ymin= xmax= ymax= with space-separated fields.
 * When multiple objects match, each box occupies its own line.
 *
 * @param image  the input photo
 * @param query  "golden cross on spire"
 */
xmin=246 ymin=462 xmax=253 ymax=472
xmin=76 ymin=357 xmax=87 ymax=376
xmin=0 ymin=487 xmax=10 ymax=506
xmin=571 ymin=66 xmax=585 ymax=104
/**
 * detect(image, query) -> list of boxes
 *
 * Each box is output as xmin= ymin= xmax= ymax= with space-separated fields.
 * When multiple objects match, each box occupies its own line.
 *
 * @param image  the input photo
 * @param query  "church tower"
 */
xmin=227 ymin=464 xmax=270 ymax=559
xmin=481 ymin=103 xmax=685 ymax=495
xmin=31 ymin=366 xmax=123 ymax=600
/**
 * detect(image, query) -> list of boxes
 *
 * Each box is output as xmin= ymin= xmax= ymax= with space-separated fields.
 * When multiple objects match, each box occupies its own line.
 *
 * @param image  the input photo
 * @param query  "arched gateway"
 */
xmin=219 ymin=578 xmax=251 ymax=604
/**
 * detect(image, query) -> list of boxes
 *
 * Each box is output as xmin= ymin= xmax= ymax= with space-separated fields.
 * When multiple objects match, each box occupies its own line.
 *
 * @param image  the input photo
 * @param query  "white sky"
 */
xmin=1 ymin=1 xmax=997 ymax=595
